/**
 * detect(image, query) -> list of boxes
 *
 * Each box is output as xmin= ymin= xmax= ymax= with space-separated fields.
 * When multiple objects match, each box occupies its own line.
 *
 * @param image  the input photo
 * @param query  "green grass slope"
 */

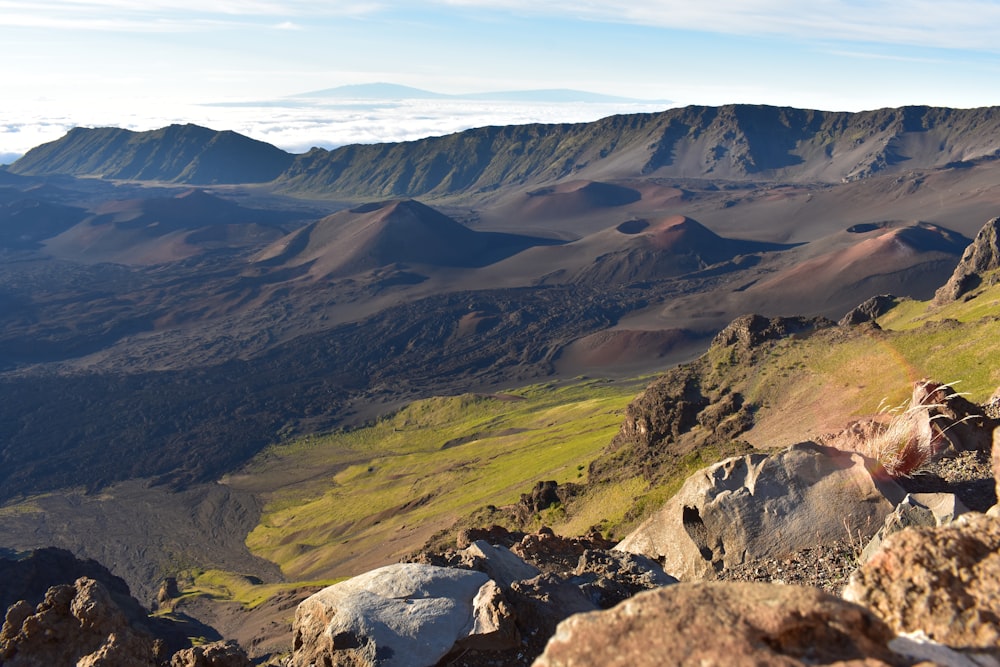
xmin=227 ymin=377 xmax=648 ymax=580
xmin=743 ymin=279 xmax=1000 ymax=447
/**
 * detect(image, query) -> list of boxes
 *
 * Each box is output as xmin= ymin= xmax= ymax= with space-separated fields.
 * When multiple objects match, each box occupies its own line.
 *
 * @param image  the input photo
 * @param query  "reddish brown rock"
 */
xmin=532 ymin=581 xmax=898 ymax=666
xmin=170 ymin=640 xmax=250 ymax=667
xmin=0 ymin=577 xmax=157 ymax=667
xmin=993 ymin=427 xmax=1000 ymax=504
xmin=843 ymin=512 xmax=1000 ymax=660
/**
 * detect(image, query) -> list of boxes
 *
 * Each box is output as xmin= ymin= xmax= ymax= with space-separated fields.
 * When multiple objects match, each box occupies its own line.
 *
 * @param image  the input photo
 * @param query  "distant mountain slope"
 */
xmin=293 ymin=82 xmax=661 ymax=103
xmin=9 ymin=124 xmax=294 ymax=184
xmin=11 ymin=105 xmax=1000 ymax=200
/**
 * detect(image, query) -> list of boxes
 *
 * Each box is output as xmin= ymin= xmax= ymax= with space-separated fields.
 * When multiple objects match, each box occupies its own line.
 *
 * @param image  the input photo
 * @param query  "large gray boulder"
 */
xmin=290 ymin=563 xmax=518 ymax=667
xmin=615 ymin=441 xmax=904 ymax=581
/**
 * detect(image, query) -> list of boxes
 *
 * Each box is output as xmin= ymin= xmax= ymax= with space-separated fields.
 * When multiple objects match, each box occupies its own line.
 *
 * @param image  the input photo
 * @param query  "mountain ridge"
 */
xmin=11 ymin=105 xmax=1000 ymax=197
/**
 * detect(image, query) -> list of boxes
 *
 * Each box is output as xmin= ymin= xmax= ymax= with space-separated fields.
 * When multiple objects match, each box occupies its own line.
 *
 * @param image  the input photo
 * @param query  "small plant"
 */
xmin=862 ymin=380 xmax=980 ymax=478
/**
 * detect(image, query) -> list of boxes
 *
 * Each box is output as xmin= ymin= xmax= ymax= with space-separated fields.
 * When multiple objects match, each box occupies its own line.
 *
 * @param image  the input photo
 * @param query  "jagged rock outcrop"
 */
xmin=0 ymin=577 xmax=160 ymax=667
xmin=532 ymin=582 xmax=900 ymax=666
xmin=289 ymin=563 xmax=518 ymax=667
xmin=569 ymin=549 xmax=677 ymax=610
xmin=711 ymin=314 xmax=835 ymax=356
xmin=615 ymin=441 xmax=905 ymax=581
xmin=843 ymin=513 xmax=1000 ymax=663
xmin=589 ymin=315 xmax=832 ymax=487
xmin=0 ymin=547 xmax=148 ymax=625
xmin=839 ymin=294 xmax=897 ymax=327
xmin=933 ymin=216 xmax=1000 ymax=304
xmin=169 ymin=640 xmax=250 ymax=667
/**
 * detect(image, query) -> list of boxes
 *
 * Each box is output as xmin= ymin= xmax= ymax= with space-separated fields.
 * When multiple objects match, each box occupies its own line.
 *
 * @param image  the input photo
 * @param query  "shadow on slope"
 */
xmin=42 ymin=189 xmax=301 ymax=265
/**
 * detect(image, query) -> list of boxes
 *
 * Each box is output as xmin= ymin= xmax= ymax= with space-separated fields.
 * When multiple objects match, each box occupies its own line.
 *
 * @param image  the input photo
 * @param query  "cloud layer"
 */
xmin=0 ymin=96 xmax=670 ymax=164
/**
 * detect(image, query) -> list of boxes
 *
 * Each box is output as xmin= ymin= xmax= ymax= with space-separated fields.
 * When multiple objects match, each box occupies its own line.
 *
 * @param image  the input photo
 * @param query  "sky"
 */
xmin=4 ymin=1 xmax=1000 ymax=164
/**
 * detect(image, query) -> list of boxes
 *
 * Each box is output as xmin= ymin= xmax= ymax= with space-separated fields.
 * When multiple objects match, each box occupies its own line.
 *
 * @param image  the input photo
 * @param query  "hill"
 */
xmin=253 ymin=199 xmax=560 ymax=279
xmin=8 ymin=124 xmax=295 ymax=184
xmin=43 ymin=189 xmax=295 ymax=265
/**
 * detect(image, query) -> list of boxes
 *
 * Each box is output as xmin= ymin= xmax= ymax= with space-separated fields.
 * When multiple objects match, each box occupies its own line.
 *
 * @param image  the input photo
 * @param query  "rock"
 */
xmin=615 ymin=441 xmax=904 ymax=581
xmin=912 ymin=379 xmax=999 ymax=456
xmin=511 ymin=529 xmax=614 ymax=574
xmin=0 ymin=547 xmax=149 ymax=626
xmin=994 ymin=427 xmax=1000 ymax=504
xmin=289 ymin=563 xmax=518 ymax=667
xmin=858 ymin=492 xmax=969 ymax=564
xmin=157 ymin=577 xmax=181 ymax=606
xmin=170 ymin=640 xmax=250 ymax=667
xmin=0 ymin=576 xmax=157 ymax=667
xmin=532 ymin=581 xmax=899 ymax=666
xmin=711 ymin=314 xmax=835 ymax=353
xmin=570 ymin=549 xmax=677 ymax=609
xmin=456 ymin=525 xmax=523 ymax=550
xmin=462 ymin=540 xmax=541 ymax=589
xmin=934 ymin=216 xmax=1000 ymax=304
xmin=985 ymin=388 xmax=1000 ymax=420
xmin=843 ymin=512 xmax=1000 ymax=661
xmin=839 ymin=294 xmax=897 ymax=327
xmin=507 ymin=574 xmax=599 ymax=663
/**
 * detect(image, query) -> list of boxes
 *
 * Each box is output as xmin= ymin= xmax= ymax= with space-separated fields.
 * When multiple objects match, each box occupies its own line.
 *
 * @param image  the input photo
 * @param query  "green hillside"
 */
xmin=228 ymin=378 xmax=649 ymax=580
xmin=179 ymin=274 xmax=1000 ymax=609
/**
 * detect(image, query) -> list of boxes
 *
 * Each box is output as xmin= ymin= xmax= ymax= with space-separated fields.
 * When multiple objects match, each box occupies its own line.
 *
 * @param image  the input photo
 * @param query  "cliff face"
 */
xmin=934 ymin=216 xmax=1000 ymax=303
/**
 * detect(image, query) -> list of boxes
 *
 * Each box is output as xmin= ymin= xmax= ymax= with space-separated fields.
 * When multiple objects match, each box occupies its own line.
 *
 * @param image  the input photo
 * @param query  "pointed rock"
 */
xmin=934 ymin=216 xmax=1000 ymax=304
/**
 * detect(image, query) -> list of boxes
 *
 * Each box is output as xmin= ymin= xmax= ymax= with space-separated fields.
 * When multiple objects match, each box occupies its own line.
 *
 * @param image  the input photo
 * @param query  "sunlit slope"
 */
xmin=727 ymin=279 xmax=1000 ymax=448
xmin=229 ymin=378 xmax=647 ymax=580
xmin=229 ymin=278 xmax=998 ymax=586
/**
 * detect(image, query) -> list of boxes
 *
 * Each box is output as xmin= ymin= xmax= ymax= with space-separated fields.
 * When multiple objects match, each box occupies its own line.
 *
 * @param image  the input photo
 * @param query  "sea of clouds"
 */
xmin=0 ymin=96 xmax=671 ymax=166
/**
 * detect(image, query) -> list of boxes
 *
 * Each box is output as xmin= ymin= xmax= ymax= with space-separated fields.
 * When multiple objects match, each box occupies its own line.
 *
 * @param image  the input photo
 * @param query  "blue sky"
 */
xmin=4 ymin=1 xmax=1000 ymax=162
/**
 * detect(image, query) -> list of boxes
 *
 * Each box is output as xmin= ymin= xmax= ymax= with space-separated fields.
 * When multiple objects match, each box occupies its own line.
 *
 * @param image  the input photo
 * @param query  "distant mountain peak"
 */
xmin=292 ymin=82 xmax=666 ymax=104
xmin=292 ymin=83 xmax=448 ymax=100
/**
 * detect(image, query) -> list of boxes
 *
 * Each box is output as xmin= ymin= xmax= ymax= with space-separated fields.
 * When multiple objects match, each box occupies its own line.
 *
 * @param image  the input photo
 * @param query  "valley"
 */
xmin=2 ymin=104 xmax=1000 ymax=662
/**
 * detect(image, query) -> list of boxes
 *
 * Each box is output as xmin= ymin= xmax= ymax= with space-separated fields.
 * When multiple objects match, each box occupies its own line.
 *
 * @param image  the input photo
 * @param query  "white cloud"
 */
xmin=435 ymin=0 xmax=1000 ymax=51
xmin=0 ymin=97 xmax=672 ymax=162
xmin=0 ymin=0 xmax=382 ymax=31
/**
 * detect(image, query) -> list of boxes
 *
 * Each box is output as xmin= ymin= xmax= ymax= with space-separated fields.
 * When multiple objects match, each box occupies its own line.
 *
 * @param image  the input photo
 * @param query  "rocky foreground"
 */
xmin=3 ymin=397 xmax=999 ymax=666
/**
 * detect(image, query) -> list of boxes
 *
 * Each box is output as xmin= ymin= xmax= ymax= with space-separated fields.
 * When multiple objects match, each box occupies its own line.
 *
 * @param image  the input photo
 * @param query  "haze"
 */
xmin=4 ymin=1 xmax=1000 ymax=163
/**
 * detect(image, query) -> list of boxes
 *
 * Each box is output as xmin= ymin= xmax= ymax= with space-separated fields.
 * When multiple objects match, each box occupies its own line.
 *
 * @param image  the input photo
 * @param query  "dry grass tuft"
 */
xmin=859 ymin=380 xmax=979 ymax=478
